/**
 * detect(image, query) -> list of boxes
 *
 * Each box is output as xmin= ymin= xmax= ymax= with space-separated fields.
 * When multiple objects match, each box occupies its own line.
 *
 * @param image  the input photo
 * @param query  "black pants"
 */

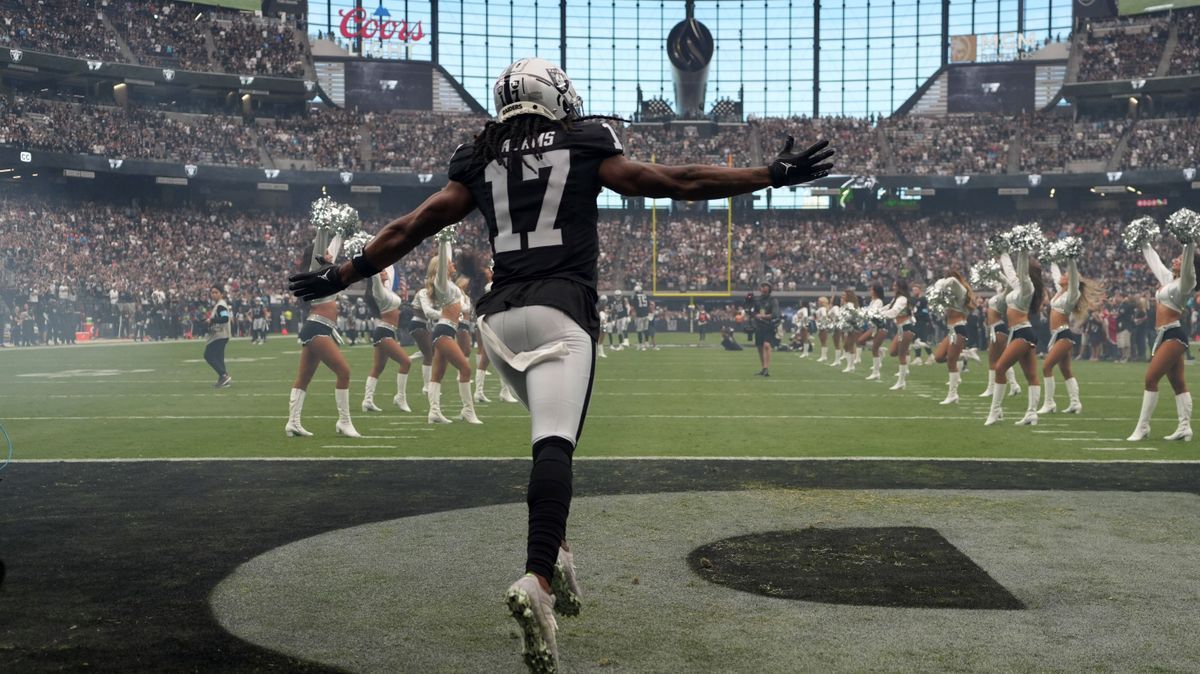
xmin=204 ymin=339 xmax=228 ymax=377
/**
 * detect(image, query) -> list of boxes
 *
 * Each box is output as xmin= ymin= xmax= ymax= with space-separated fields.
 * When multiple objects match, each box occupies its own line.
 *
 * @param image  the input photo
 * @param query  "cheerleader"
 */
xmin=859 ymin=284 xmax=887 ymax=381
xmin=793 ymin=302 xmax=811 ymax=358
xmin=410 ymin=288 xmax=436 ymax=394
xmin=978 ymin=263 xmax=1021 ymax=399
xmin=361 ymin=262 xmax=414 ymax=413
xmin=839 ymin=288 xmax=860 ymax=373
xmin=985 ymin=243 xmax=1046 ymax=426
xmin=203 ymin=285 xmax=232 ymax=388
xmin=882 ymin=279 xmax=915 ymax=391
xmin=929 ymin=272 xmax=974 ymax=405
xmin=425 ymin=232 xmax=482 ymax=425
xmin=456 ymin=277 xmax=475 ymax=359
xmin=815 ymin=297 xmax=831 ymax=362
xmin=827 ymin=298 xmax=844 ymax=368
xmin=1038 ymin=255 xmax=1103 ymax=415
xmin=286 ymin=225 xmax=361 ymax=438
xmin=1127 ymin=227 xmax=1197 ymax=441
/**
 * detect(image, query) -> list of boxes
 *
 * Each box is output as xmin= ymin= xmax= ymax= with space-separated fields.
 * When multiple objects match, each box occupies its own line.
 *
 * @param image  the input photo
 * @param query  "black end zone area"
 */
xmin=689 ymin=527 xmax=1025 ymax=610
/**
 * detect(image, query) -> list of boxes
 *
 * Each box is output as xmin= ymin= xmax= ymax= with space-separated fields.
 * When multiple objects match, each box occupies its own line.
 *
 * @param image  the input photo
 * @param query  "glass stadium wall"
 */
xmin=309 ymin=0 xmax=1073 ymax=118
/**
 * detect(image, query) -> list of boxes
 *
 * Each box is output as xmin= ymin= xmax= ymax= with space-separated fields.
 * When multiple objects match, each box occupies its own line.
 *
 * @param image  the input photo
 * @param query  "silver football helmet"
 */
xmin=493 ymin=58 xmax=584 ymax=122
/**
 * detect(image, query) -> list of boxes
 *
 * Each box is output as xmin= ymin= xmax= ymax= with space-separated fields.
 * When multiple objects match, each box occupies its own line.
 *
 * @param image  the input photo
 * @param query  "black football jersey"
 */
xmin=615 ymin=299 xmax=629 ymax=319
xmin=450 ymin=120 xmax=624 ymax=338
xmin=634 ymin=292 xmax=650 ymax=316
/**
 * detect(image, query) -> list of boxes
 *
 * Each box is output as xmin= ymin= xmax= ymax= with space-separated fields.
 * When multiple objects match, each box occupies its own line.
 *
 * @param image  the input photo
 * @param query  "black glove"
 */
xmin=288 ymin=265 xmax=348 ymax=302
xmin=768 ymin=137 xmax=835 ymax=188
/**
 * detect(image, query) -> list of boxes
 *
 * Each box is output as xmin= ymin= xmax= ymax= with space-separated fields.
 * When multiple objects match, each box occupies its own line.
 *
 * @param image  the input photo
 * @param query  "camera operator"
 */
xmin=752 ymin=282 xmax=780 ymax=376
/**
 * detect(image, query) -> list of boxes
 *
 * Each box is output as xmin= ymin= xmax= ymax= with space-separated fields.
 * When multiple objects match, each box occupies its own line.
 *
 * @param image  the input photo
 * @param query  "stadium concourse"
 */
xmin=3 ymin=1 xmax=1200 ymax=673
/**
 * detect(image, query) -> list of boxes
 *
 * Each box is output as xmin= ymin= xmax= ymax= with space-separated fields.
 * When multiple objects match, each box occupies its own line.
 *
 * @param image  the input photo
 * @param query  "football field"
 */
xmin=3 ymin=334 xmax=1200 ymax=673
xmin=2 ymin=333 xmax=1199 ymax=462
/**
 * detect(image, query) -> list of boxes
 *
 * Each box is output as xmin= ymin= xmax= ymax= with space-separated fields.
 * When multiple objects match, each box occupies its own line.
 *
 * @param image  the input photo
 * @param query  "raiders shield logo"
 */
xmin=1131 ymin=79 xmax=1146 ymax=90
xmin=1028 ymin=174 xmax=1042 ymax=187
xmin=304 ymin=80 xmax=315 ymax=92
xmin=264 ymin=169 xmax=280 ymax=179
xmin=955 ymin=176 xmax=971 ymax=186
xmin=1185 ymin=168 xmax=1196 ymax=181
xmin=9 ymin=49 xmax=22 ymax=62
xmin=87 ymin=60 xmax=102 ymax=71
xmin=184 ymin=164 xmax=198 ymax=178
xmin=162 ymin=68 xmax=175 ymax=81
xmin=1107 ymin=171 xmax=1123 ymax=182
xmin=340 ymin=172 xmax=354 ymax=185
xmin=240 ymin=76 xmax=255 ymax=86
xmin=379 ymin=80 xmax=398 ymax=91
xmin=108 ymin=159 xmax=124 ymax=170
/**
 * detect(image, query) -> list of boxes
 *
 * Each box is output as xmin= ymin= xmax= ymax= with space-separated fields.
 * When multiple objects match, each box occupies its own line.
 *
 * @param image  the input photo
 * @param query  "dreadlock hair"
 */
xmin=466 ymin=113 xmax=628 ymax=176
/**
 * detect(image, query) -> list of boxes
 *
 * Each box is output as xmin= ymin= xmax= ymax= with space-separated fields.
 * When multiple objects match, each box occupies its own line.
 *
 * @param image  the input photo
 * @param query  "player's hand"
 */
xmin=288 ymin=265 xmax=348 ymax=302
xmin=768 ymin=137 xmax=835 ymax=188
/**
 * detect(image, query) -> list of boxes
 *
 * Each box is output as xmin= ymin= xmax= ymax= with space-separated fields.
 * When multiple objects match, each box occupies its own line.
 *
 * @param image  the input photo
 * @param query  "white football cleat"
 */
xmin=552 ymin=547 xmax=582 ymax=617
xmin=506 ymin=575 xmax=559 ymax=674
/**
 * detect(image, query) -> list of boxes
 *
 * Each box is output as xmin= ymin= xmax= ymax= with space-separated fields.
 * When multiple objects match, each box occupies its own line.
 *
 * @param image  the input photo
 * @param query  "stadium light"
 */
xmin=0 ymin=168 xmax=12 ymax=174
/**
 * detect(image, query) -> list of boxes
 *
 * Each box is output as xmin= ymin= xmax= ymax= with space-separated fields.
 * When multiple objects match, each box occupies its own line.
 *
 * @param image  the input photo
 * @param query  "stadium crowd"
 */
xmin=0 ymin=0 xmax=310 ymax=78
xmin=885 ymin=114 xmax=1017 ymax=175
xmin=1077 ymin=14 xmax=1169 ymax=83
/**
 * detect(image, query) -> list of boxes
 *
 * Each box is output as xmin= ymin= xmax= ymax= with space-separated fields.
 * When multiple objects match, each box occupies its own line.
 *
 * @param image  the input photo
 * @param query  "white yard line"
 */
xmin=10 ymin=455 xmax=1193 ymax=463
xmin=0 ymin=413 xmax=1174 ymax=422
xmin=1032 ymin=430 xmax=1098 ymax=434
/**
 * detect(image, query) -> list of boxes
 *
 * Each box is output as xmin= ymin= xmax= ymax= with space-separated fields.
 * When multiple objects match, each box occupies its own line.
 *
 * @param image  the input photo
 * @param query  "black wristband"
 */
xmin=351 ymin=254 xmax=382 ymax=279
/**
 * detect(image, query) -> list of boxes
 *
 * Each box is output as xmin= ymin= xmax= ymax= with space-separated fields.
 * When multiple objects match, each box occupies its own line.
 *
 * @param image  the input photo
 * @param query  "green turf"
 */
xmin=1 ymin=334 xmax=1197 ymax=461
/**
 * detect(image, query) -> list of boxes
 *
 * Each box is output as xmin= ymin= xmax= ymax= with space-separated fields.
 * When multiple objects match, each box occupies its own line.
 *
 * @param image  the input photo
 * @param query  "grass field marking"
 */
xmin=1083 ymin=447 xmax=1160 ymax=452
xmin=319 ymin=445 xmax=407 ymax=449
xmin=1054 ymin=438 xmax=1132 ymax=442
xmin=1 ymin=413 xmax=1167 ymax=422
xmin=10 ymin=455 xmax=1194 ymax=463
xmin=1032 ymin=430 xmax=1098 ymax=434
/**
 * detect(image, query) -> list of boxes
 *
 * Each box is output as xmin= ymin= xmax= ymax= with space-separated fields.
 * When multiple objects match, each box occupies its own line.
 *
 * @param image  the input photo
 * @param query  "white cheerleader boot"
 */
xmin=889 ymin=365 xmax=908 ymax=391
xmin=865 ymin=357 xmax=882 ymax=381
xmin=1164 ymin=392 xmax=1192 ymax=441
xmin=456 ymin=382 xmax=483 ymax=425
xmin=393 ymin=373 xmax=412 ymax=412
xmin=842 ymin=352 xmax=856 ymax=373
xmin=984 ymin=386 xmax=1006 ymax=426
xmin=817 ymin=347 xmax=828 ymax=363
xmin=334 ymin=388 xmax=362 ymax=437
xmin=980 ymin=370 xmax=996 ymax=397
xmin=1127 ymin=391 xmax=1158 ymax=441
xmin=427 ymin=382 xmax=452 ymax=424
xmin=499 ymin=384 xmax=519 ymax=404
xmin=1063 ymin=377 xmax=1082 ymax=414
xmin=1015 ymin=385 xmax=1040 ymax=425
xmin=474 ymin=369 xmax=492 ymax=403
xmin=940 ymin=373 xmax=961 ymax=405
xmin=285 ymin=388 xmax=314 ymax=437
xmin=421 ymin=364 xmax=432 ymax=394
xmin=964 ymin=347 xmax=981 ymax=362
xmin=1007 ymin=369 xmax=1021 ymax=397
xmin=362 ymin=376 xmax=383 ymax=413
xmin=1036 ymin=378 xmax=1057 ymax=415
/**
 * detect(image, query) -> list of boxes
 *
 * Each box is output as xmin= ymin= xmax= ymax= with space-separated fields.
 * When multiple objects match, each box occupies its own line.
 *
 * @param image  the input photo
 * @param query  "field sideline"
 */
xmin=2 ymin=333 xmax=1198 ymax=461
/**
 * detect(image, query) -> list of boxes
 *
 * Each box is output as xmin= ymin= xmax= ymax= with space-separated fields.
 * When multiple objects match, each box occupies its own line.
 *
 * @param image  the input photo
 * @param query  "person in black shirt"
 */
xmin=752 ymin=282 xmax=780 ymax=376
xmin=289 ymin=57 xmax=834 ymax=673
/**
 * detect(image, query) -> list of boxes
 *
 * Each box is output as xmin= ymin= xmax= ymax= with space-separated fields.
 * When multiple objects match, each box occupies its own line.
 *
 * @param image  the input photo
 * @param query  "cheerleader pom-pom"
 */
xmin=434 ymin=223 xmax=459 ymax=244
xmin=840 ymin=305 xmax=863 ymax=330
xmin=864 ymin=305 xmax=886 ymax=327
xmin=969 ymin=259 xmax=1003 ymax=287
xmin=1123 ymin=216 xmax=1160 ymax=249
xmin=342 ymin=231 xmax=374 ymax=258
xmin=310 ymin=196 xmax=361 ymax=235
xmin=1165 ymin=208 xmax=1200 ymax=244
xmin=925 ymin=278 xmax=955 ymax=317
xmin=1006 ymin=223 xmax=1047 ymax=256
xmin=1047 ymin=236 xmax=1083 ymax=262
xmin=985 ymin=233 xmax=1010 ymax=257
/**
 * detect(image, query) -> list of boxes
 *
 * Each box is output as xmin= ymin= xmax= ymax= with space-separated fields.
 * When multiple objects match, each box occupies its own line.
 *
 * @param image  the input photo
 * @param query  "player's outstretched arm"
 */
xmin=289 ymin=181 xmax=476 ymax=301
xmin=599 ymin=137 xmax=834 ymax=201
